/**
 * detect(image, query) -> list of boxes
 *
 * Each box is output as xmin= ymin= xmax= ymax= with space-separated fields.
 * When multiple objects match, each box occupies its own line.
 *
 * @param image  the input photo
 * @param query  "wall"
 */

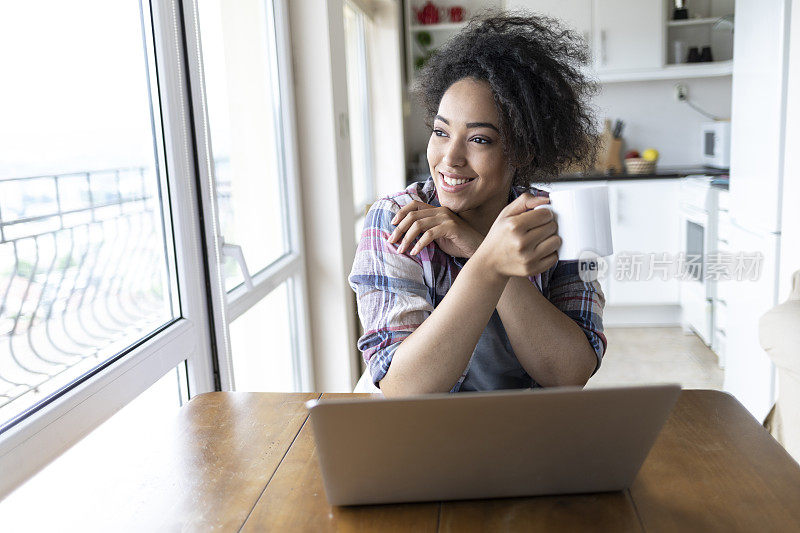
xmin=289 ymin=0 xmax=359 ymax=392
xmin=592 ymin=77 xmax=733 ymax=167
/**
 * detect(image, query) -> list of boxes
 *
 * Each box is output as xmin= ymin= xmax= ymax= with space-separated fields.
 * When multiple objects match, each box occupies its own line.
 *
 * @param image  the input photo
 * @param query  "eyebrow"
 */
xmin=435 ymin=114 xmax=500 ymax=133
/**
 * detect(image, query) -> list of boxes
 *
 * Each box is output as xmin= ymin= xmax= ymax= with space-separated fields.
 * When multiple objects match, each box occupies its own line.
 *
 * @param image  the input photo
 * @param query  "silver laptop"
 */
xmin=305 ymin=384 xmax=680 ymax=506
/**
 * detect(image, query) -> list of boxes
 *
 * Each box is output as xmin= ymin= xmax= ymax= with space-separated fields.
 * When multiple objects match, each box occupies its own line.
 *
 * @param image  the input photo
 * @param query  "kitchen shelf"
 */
xmin=409 ymin=22 xmax=467 ymax=32
xmin=667 ymin=17 xmax=722 ymax=27
xmin=597 ymin=60 xmax=733 ymax=83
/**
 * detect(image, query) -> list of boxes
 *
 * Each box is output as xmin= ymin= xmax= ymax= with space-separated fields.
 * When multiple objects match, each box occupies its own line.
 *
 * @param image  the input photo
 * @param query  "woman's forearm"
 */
xmin=496 ymin=276 xmax=596 ymax=387
xmin=379 ymin=248 xmax=508 ymax=397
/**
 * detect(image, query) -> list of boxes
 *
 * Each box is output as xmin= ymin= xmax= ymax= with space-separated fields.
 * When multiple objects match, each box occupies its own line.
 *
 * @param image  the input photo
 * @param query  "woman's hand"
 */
xmin=387 ymin=200 xmax=485 ymax=258
xmin=476 ymin=193 xmax=561 ymax=279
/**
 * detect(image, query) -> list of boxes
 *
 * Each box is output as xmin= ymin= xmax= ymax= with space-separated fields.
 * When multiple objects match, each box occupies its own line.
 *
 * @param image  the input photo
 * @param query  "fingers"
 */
xmin=518 ymin=227 xmax=560 ymax=258
xmin=519 ymin=231 xmax=561 ymax=275
xmin=501 ymin=192 xmax=550 ymax=217
xmin=409 ymin=227 xmax=440 ymax=255
xmin=390 ymin=200 xmax=435 ymax=225
xmin=388 ymin=207 xmax=437 ymax=244
xmin=533 ymin=233 xmax=562 ymax=257
xmin=388 ymin=202 xmax=439 ymax=242
xmin=397 ymin=216 xmax=439 ymax=254
xmin=512 ymin=203 xmax=556 ymax=232
xmin=529 ymin=251 xmax=559 ymax=275
xmin=524 ymin=194 xmax=551 ymax=211
xmin=522 ymin=220 xmax=559 ymax=247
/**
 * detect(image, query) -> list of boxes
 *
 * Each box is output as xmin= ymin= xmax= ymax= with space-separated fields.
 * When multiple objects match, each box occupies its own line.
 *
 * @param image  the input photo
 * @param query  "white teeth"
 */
xmin=442 ymin=175 xmax=473 ymax=186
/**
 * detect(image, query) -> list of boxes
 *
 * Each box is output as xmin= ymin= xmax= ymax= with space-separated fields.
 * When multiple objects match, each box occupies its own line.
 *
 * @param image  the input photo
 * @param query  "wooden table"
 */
xmin=62 ymin=390 xmax=800 ymax=531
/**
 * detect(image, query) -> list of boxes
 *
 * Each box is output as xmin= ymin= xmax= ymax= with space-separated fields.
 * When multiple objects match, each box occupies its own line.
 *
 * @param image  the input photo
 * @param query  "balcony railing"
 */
xmin=0 ymin=167 xmax=173 ymax=425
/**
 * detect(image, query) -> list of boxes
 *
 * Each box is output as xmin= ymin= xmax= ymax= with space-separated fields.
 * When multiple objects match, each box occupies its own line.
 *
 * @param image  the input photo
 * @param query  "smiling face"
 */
xmin=427 ymin=77 xmax=514 ymax=226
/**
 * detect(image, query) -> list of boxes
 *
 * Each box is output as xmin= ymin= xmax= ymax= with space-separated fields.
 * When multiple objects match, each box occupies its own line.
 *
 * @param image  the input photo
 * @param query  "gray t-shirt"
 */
xmin=456 ymin=309 xmax=539 ymax=391
xmin=451 ymin=256 xmax=540 ymax=392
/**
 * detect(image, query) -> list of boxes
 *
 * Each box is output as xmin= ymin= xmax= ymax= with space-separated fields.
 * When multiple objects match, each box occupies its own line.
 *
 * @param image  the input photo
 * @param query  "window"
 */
xmin=0 ymin=0 xmax=216 ymax=497
xmin=342 ymin=0 xmax=405 ymax=241
xmin=1 ymin=0 xmax=314 ymax=498
xmin=190 ymin=0 xmax=312 ymax=392
xmin=344 ymin=1 xmax=376 ymax=218
xmin=0 ymin=0 xmax=179 ymax=433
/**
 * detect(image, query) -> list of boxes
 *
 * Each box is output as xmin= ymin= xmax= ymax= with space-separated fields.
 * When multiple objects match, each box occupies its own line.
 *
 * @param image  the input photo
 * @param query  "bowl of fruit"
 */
xmin=623 ymin=148 xmax=659 ymax=175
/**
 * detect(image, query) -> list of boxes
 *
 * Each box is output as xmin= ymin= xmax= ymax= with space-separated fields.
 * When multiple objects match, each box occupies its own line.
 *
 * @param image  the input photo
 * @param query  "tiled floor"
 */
xmin=586 ymin=327 xmax=724 ymax=390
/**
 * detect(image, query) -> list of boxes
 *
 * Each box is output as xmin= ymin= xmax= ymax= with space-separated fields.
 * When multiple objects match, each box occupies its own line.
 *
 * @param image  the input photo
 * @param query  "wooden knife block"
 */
xmin=594 ymin=120 xmax=623 ymax=173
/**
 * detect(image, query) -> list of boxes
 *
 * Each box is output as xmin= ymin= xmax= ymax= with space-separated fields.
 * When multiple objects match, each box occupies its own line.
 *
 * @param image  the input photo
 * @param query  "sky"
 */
xmin=0 ymin=1 xmax=157 ymax=179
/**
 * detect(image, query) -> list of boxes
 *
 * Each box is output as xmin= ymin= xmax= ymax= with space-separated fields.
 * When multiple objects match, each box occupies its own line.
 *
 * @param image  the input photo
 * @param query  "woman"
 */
xmin=349 ymin=12 xmax=605 ymax=396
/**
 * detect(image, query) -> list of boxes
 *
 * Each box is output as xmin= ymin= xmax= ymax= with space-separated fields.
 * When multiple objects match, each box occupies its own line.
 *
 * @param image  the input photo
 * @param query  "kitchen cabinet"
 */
xmin=592 ymin=0 xmax=663 ymax=72
xmin=712 ymin=188 xmax=730 ymax=368
xmin=606 ymin=179 xmax=680 ymax=305
xmin=505 ymin=0 xmax=592 ymax=43
xmin=722 ymin=223 xmax=780 ymax=423
xmin=541 ymin=178 xmax=681 ymax=325
xmin=504 ymin=0 xmax=662 ymax=73
xmin=501 ymin=0 xmax=734 ymax=82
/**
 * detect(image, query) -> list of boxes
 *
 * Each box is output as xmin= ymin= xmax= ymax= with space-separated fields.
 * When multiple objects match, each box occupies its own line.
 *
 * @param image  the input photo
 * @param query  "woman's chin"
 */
xmin=438 ymin=196 xmax=469 ymax=214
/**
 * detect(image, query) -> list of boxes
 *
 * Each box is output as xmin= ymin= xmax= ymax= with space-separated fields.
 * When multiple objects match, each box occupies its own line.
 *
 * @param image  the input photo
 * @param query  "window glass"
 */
xmin=229 ymin=282 xmax=296 ymax=391
xmin=0 ymin=0 xmax=177 ymax=431
xmin=344 ymin=2 xmax=375 ymax=212
xmin=198 ymin=0 xmax=288 ymax=291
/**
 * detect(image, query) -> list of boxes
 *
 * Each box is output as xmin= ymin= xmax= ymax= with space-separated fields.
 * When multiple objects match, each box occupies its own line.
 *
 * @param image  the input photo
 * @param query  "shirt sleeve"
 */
xmin=348 ymin=198 xmax=434 ymax=387
xmin=544 ymin=260 xmax=607 ymax=375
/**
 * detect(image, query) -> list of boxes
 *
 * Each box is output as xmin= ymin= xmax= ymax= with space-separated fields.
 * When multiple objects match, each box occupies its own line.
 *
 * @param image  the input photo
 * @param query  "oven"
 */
xmin=679 ymin=177 xmax=717 ymax=346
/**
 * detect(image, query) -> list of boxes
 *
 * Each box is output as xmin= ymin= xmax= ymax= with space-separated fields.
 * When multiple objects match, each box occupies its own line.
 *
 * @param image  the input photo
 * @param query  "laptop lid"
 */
xmin=306 ymin=384 xmax=680 ymax=506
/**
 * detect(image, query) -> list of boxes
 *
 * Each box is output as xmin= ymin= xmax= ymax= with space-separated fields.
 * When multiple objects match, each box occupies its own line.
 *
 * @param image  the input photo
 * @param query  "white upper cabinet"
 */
xmin=505 ymin=0 xmax=592 ymax=44
xmin=504 ymin=0 xmax=666 ymax=74
xmin=592 ymin=0 xmax=664 ymax=72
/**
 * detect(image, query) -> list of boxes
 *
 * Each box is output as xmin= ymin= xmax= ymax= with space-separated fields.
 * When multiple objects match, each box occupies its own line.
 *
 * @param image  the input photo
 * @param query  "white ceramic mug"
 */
xmin=534 ymin=185 xmax=613 ymax=261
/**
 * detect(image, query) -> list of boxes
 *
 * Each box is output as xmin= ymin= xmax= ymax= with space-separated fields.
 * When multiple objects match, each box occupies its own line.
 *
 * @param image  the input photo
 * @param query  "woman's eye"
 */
xmin=471 ymin=137 xmax=491 ymax=144
xmin=433 ymin=129 xmax=447 ymax=137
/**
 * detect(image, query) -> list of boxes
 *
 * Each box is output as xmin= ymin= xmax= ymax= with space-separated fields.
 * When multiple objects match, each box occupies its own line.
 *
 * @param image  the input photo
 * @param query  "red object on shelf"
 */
xmin=450 ymin=6 xmax=464 ymax=22
xmin=418 ymin=1 xmax=440 ymax=24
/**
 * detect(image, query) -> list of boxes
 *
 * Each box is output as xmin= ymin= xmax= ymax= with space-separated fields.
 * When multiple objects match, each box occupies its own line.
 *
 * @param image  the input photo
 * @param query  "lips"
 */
xmin=438 ymin=171 xmax=476 ymax=192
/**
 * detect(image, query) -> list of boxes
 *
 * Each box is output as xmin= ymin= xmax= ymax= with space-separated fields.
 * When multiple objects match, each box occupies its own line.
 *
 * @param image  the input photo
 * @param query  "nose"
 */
xmin=442 ymin=136 xmax=467 ymax=167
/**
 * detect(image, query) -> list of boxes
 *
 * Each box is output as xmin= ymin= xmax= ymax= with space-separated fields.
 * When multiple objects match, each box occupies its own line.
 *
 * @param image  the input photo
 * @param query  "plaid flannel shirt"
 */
xmin=349 ymin=176 xmax=607 ymax=390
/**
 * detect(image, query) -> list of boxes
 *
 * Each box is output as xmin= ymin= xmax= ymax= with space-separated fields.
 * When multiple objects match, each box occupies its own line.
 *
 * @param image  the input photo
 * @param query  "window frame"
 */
xmin=181 ymin=0 xmax=314 ymax=392
xmin=345 ymin=0 xmax=377 ymax=219
xmin=0 ymin=0 xmax=217 ymax=498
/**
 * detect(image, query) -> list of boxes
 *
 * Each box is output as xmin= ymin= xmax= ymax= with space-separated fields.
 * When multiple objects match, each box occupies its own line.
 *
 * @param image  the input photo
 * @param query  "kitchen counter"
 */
xmin=557 ymin=165 xmax=729 ymax=182
xmin=409 ymin=167 xmax=729 ymax=188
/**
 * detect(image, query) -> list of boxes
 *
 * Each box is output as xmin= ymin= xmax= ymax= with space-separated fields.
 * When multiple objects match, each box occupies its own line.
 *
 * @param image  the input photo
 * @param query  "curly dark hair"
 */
xmin=411 ymin=10 xmax=598 ymax=186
